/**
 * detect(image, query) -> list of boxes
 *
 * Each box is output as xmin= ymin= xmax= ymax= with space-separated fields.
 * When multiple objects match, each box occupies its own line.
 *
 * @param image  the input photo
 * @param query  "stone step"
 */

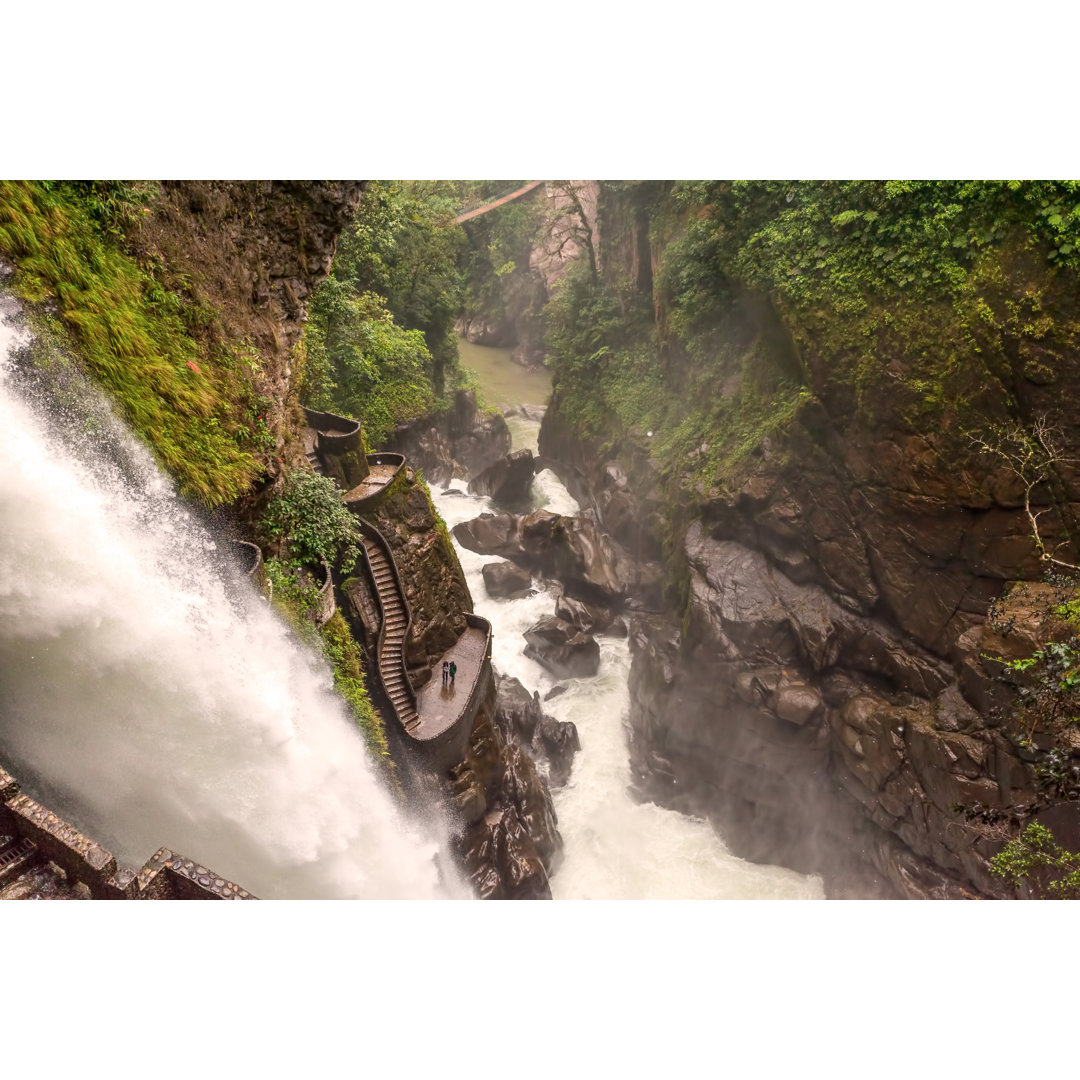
xmin=0 ymin=836 xmax=38 ymax=885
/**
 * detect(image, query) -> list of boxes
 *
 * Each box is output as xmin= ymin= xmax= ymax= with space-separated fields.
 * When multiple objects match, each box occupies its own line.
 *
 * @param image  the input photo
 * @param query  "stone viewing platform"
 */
xmin=301 ymin=407 xmax=367 ymax=489
xmin=344 ymin=452 xmax=406 ymax=514
xmin=0 ymin=763 xmax=256 ymax=900
xmin=294 ymin=413 xmax=496 ymax=775
xmin=413 ymin=614 xmax=493 ymax=770
xmin=302 ymin=428 xmax=494 ymax=777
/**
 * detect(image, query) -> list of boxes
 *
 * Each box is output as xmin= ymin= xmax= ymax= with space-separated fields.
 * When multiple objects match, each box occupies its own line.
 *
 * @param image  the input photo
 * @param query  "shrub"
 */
xmin=259 ymin=470 xmax=360 ymax=571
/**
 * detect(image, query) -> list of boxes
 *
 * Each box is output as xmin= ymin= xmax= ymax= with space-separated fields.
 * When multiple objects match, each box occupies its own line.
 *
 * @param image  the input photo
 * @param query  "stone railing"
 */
xmin=302 ymin=407 xmax=366 ymax=488
xmin=418 ymin=614 xmax=493 ymax=773
xmin=313 ymin=558 xmax=336 ymax=627
xmin=302 ymin=407 xmax=363 ymax=453
xmin=0 ymin=764 xmax=256 ymax=900
xmin=231 ymin=539 xmax=268 ymax=596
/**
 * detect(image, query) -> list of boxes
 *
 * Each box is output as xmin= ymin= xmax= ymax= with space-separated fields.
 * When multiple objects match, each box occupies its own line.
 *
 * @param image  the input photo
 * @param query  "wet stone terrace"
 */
xmin=414 ymin=625 xmax=489 ymax=739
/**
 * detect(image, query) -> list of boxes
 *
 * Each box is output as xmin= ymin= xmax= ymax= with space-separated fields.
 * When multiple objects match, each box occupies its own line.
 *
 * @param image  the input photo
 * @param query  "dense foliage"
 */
xmin=300 ymin=181 xmax=470 ymax=439
xmin=454 ymin=181 xmax=546 ymax=326
xmin=303 ymin=286 xmax=435 ymax=443
xmin=543 ymin=181 xmax=1080 ymax=488
xmin=0 ymin=181 xmax=272 ymax=504
xmin=258 ymin=469 xmax=361 ymax=571
xmin=990 ymin=821 xmax=1080 ymax=898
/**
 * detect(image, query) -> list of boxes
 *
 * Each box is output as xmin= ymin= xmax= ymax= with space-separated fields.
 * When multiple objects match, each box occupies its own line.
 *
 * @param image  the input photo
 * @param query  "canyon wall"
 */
xmin=538 ymin=182 xmax=1080 ymax=898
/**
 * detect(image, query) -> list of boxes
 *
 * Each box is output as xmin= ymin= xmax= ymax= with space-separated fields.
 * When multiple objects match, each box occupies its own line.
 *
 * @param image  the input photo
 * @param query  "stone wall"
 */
xmin=0 ymin=764 xmax=255 ymax=900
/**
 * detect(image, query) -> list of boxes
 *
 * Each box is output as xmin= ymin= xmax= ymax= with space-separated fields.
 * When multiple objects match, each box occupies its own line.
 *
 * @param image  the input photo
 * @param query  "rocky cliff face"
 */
xmin=127 ymin=180 xmax=365 ymax=482
xmin=384 ymin=389 xmax=512 ymax=487
xmin=537 ymin=184 xmax=1080 ymax=898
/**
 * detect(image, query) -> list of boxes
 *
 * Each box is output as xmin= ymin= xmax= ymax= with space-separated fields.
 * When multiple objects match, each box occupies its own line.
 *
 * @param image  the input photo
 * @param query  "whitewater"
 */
xmin=432 ymin=403 xmax=823 ymax=899
xmin=0 ymin=295 xmax=462 ymax=899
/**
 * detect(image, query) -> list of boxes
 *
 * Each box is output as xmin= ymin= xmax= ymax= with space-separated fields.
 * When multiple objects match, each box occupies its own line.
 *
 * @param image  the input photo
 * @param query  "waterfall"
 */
xmin=0 ymin=294 xmax=463 ymax=899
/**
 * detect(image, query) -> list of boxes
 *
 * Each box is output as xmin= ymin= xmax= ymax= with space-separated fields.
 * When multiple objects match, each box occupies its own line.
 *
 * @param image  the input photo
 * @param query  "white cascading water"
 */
xmin=0 ymin=297 xmax=464 ymax=899
xmin=433 ymin=411 xmax=825 ymax=898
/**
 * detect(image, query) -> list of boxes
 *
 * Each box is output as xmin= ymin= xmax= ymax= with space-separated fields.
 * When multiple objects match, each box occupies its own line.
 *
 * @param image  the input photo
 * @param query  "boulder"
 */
xmin=554 ymin=593 xmax=615 ymax=634
xmin=495 ymin=674 xmax=545 ymax=742
xmin=536 ymin=715 xmax=581 ymax=787
xmin=384 ymin=389 xmax=511 ymax=484
xmin=453 ymin=508 xmax=628 ymax=606
xmin=446 ymin=390 xmax=512 ymax=477
xmin=457 ymin=806 xmax=552 ymax=900
xmin=523 ymin=615 xmax=601 ymax=678
xmin=482 ymin=561 xmax=532 ymax=599
xmin=468 ymin=448 xmax=536 ymax=506
xmin=495 ymin=673 xmax=581 ymax=787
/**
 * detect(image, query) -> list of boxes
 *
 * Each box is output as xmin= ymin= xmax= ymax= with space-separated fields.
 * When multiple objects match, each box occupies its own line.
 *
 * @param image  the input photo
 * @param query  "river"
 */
xmin=442 ymin=340 xmax=824 ymax=898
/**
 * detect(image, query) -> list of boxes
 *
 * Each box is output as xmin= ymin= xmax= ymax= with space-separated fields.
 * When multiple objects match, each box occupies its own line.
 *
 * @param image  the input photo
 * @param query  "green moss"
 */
xmin=266 ymin=565 xmax=397 ymax=790
xmin=319 ymin=611 xmax=396 ymax=784
xmin=0 ymin=180 xmax=268 ymax=505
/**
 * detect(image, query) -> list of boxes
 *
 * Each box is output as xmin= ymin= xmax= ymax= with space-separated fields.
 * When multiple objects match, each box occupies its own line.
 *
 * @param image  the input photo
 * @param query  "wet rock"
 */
xmin=494 ymin=674 xmax=581 ymax=788
xmin=453 ymin=508 xmax=628 ymax=606
xmin=496 ymin=674 xmax=546 ymax=742
xmin=536 ymin=715 xmax=582 ymax=787
xmin=468 ymin=449 xmax=536 ymax=506
xmin=773 ymin=682 xmax=824 ymax=726
xmin=554 ymin=593 xmax=615 ymax=634
xmin=458 ymin=808 xmax=551 ymax=900
xmin=446 ymin=390 xmax=513 ymax=477
xmin=502 ymin=743 xmax=561 ymax=865
xmin=523 ymin=615 xmax=601 ymax=678
xmin=450 ymin=684 xmax=565 ymax=898
xmin=481 ymin=561 xmax=532 ymax=599
xmin=385 ymin=390 xmax=511 ymax=485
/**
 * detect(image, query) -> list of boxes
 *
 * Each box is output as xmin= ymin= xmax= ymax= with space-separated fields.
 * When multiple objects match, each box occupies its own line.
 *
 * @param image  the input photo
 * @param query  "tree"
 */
xmin=332 ymin=182 xmax=463 ymax=397
xmin=303 ymin=286 xmax=434 ymax=445
xmin=969 ymin=416 xmax=1080 ymax=573
xmin=544 ymin=180 xmax=599 ymax=283
xmin=990 ymin=821 xmax=1080 ymax=898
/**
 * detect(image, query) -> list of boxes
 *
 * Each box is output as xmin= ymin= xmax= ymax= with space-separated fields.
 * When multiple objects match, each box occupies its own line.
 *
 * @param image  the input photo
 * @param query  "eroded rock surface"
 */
xmin=453 ymin=508 xmax=630 ymax=606
xmin=538 ymin=356 xmax=1080 ymax=897
xmin=467 ymin=448 xmax=536 ymax=506
xmin=386 ymin=390 xmax=511 ymax=486
xmin=481 ymin=561 xmax=532 ymax=599
xmin=447 ymin=680 xmax=564 ymax=899
xmin=523 ymin=615 xmax=601 ymax=679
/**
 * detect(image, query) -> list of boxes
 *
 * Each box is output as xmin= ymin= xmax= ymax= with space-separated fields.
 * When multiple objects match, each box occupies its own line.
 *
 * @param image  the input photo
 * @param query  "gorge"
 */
xmin=2 ymin=179 xmax=1079 ymax=900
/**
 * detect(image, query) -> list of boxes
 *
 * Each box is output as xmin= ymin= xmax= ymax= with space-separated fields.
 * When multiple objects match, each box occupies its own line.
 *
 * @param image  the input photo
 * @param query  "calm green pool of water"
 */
xmin=458 ymin=337 xmax=551 ymax=410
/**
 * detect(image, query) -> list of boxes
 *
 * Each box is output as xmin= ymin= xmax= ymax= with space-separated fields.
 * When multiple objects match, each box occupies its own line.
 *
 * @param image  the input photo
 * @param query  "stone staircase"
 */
xmin=305 ymin=446 xmax=325 ymax=475
xmin=362 ymin=533 xmax=419 ymax=732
